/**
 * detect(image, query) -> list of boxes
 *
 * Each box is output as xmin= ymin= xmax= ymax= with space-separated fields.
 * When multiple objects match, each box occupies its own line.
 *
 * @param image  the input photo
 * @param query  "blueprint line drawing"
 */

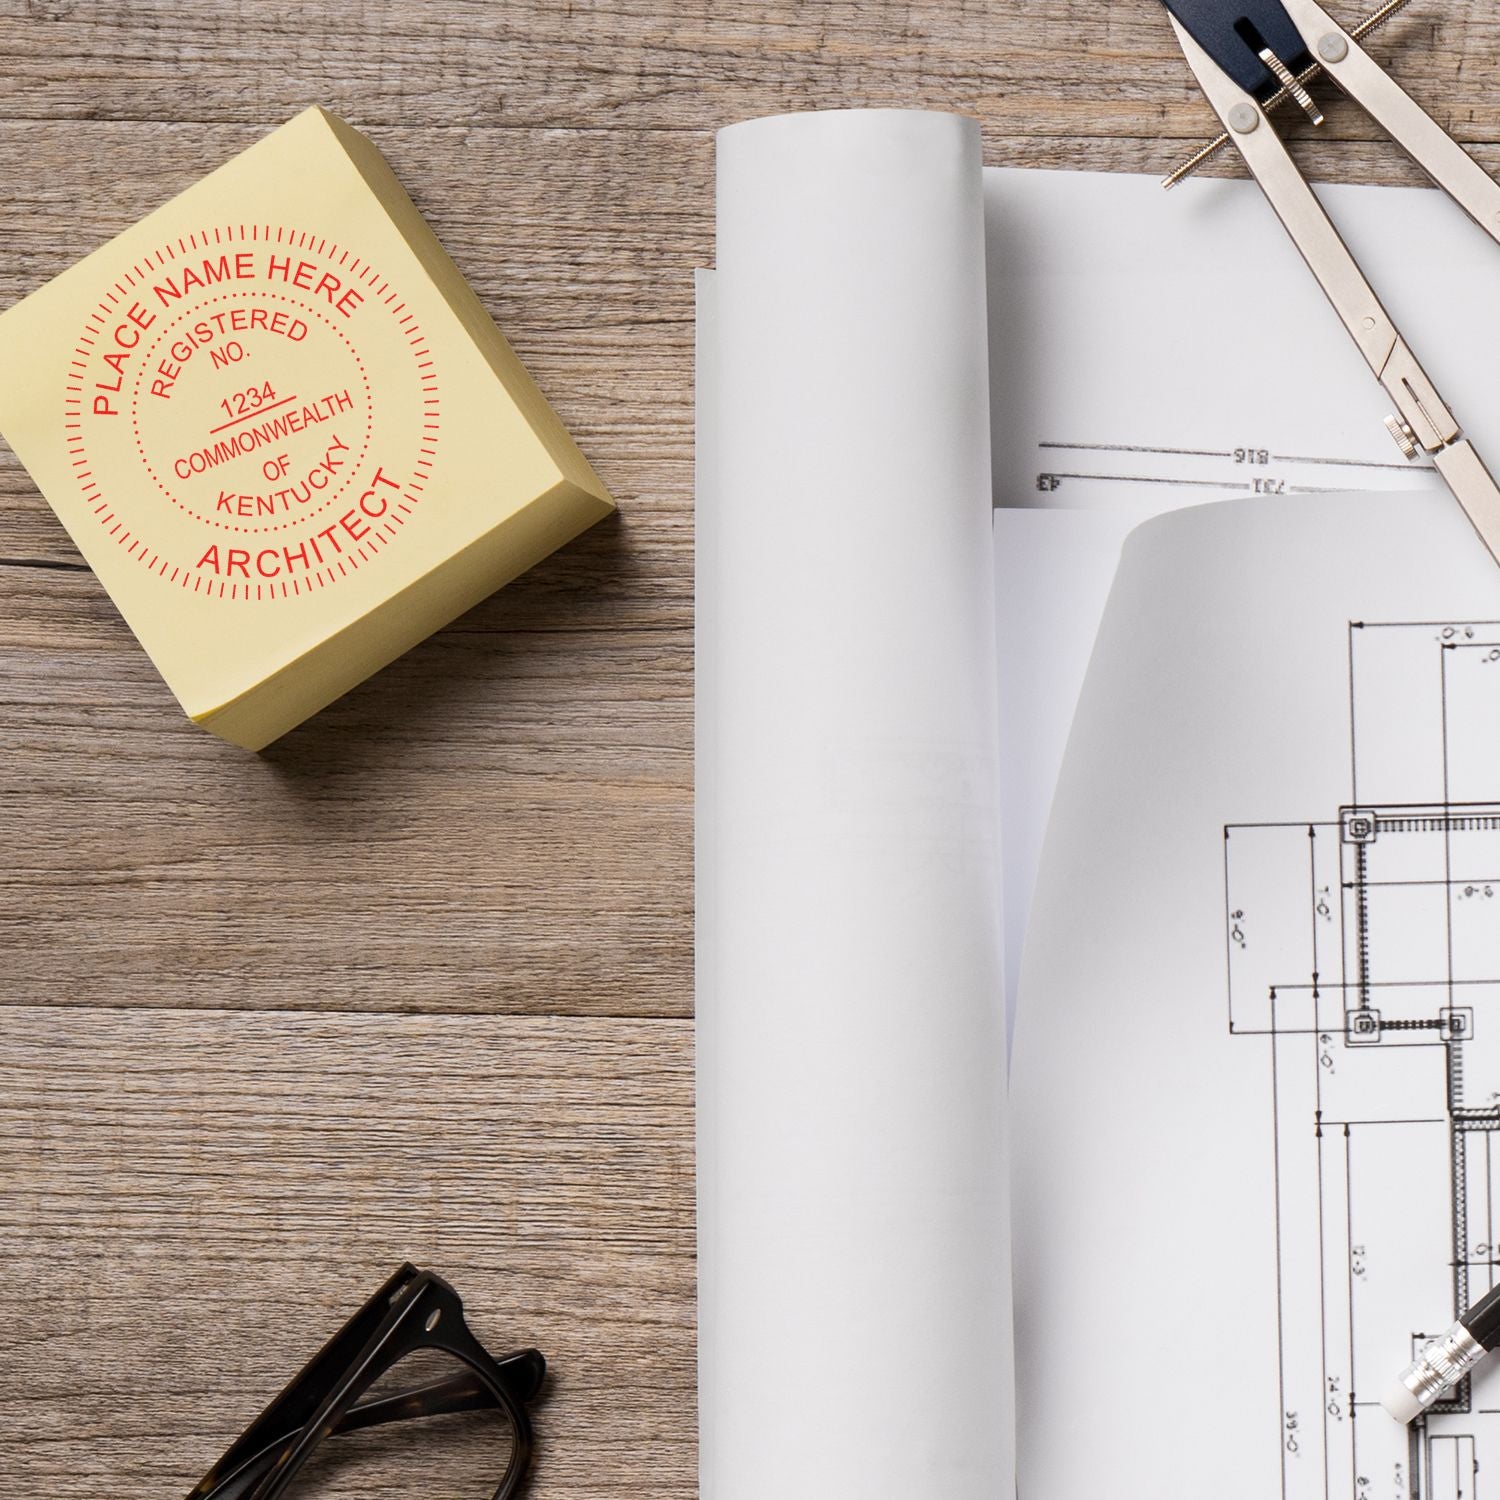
xmin=1226 ymin=620 xmax=1500 ymax=1500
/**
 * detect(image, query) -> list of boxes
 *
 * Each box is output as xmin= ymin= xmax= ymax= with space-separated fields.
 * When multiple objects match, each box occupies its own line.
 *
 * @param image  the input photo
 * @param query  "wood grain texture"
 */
xmin=0 ymin=0 xmax=1494 ymax=1492
xmin=0 ymin=1007 xmax=694 ymax=1497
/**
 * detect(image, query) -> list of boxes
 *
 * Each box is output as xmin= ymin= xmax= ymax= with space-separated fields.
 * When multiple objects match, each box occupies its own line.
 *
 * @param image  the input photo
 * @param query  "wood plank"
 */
xmin=0 ymin=579 xmax=691 ymax=1015
xmin=0 ymin=0 xmax=1494 ymax=143
xmin=0 ymin=1006 xmax=695 ymax=1498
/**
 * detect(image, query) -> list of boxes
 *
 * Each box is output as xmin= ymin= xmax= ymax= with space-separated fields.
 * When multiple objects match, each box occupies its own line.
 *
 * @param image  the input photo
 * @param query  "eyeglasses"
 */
xmin=187 ymin=1264 xmax=547 ymax=1500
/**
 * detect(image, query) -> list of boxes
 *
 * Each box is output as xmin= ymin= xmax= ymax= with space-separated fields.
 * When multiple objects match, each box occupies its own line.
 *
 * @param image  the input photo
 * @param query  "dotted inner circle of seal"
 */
xmin=130 ymin=294 xmax=375 ymax=534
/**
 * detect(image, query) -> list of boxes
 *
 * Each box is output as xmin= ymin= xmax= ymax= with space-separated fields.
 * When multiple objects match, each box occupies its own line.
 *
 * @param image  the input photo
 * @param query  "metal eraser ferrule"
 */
xmin=1387 ymin=1322 xmax=1485 ymax=1421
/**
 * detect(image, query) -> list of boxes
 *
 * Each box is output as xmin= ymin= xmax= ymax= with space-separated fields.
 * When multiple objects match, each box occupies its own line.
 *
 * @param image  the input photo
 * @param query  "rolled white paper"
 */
xmin=697 ymin=110 xmax=1013 ymax=1499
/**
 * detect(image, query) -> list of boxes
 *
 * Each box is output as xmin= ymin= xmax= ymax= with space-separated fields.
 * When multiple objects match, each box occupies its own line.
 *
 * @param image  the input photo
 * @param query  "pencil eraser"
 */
xmin=0 ymin=107 xmax=614 ymax=749
xmin=1382 ymin=1376 xmax=1424 ymax=1425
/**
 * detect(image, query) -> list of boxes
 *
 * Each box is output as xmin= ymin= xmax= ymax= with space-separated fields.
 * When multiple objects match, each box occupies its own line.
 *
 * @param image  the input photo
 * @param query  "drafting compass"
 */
xmin=1159 ymin=0 xmax=1500 ymax=568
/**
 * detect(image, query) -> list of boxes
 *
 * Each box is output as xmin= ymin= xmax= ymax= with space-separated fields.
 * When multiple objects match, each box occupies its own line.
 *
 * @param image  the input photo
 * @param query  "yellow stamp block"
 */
xmin=0 ymin=107 xmax=614 ymax=749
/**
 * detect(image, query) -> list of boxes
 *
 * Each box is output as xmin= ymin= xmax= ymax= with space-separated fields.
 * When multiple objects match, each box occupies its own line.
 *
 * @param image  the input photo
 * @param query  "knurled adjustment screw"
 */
xmin=1385 ymin=414 xmax=1420 ymax=460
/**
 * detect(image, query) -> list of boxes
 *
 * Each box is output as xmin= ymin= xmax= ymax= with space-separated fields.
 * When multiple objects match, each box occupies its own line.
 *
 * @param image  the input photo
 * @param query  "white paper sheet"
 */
xmin=698 ymin=124 xmax=1500 ymax=1497
xmin=984 ymin=167 xmax=1500 ymax=515
xmin=696 ymin=111 xmax=1012 ymax=1499
xmin=1011 ymin=491 xmax=1500 ymax=1497
xmin=986 ymin=167 xmax=1500 ymax=1018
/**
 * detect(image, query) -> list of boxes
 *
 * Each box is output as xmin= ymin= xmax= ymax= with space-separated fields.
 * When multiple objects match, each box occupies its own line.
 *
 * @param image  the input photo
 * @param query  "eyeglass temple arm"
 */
xmin=330 ymin=1349 xmax=546 ymax=1436
xmin=194 ymin=1348 xmax=544 ymax=1500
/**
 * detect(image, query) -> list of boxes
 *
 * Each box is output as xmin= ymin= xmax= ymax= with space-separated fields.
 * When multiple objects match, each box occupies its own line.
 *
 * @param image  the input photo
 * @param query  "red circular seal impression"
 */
xmin=63 ymin=224 xmax=440 ymax=601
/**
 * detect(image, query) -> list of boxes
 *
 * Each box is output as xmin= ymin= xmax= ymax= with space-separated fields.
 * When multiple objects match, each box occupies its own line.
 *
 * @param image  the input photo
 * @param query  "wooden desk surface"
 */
xmin=0 ymin=1 xmax=1493 ymax=1492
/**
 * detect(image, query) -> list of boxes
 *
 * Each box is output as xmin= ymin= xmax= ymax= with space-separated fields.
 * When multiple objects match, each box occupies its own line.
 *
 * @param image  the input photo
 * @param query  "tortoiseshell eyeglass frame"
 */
xmin=186 ymin=1263 xmax=546 ymax=1500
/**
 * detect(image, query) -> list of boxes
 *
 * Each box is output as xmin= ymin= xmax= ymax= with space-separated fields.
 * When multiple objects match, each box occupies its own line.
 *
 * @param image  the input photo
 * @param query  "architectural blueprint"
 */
xmin=1227 ymin=621 xmax=1500 ymax=1500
